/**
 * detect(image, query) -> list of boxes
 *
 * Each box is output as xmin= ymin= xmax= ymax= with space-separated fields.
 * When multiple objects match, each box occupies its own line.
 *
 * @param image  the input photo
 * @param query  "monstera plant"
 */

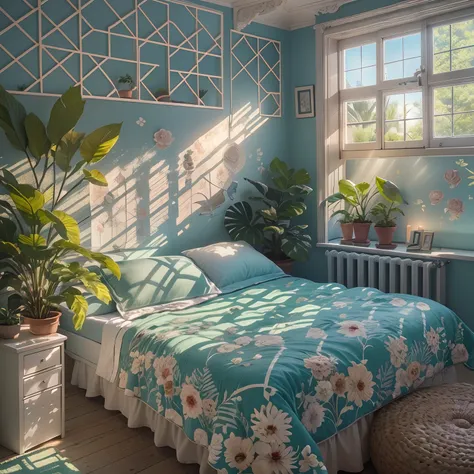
xmin=0 ymin=85 xmax=121 ymax=335
xmin=224 ymin=158 xmax=313 ymax=269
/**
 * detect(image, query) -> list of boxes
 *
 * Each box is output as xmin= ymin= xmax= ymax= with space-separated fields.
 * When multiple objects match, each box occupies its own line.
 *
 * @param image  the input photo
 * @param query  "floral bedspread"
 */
xmin=117 ymin=277 xmax=474 ymax=474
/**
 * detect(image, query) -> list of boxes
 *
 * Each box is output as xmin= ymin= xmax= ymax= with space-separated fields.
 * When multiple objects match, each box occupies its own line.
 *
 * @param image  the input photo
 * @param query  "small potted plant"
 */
xmin=225 ymin=157 xmax=312 ymax=273
xmin=332 ymin=211 xmax=354 ymax=243
xmin=0 ymin=308 xmax=21 ymax=339
xmin=117 ymin=74 xmax=136 ymax=99
xmin=371 ymin=177 xmax=407 ymax=249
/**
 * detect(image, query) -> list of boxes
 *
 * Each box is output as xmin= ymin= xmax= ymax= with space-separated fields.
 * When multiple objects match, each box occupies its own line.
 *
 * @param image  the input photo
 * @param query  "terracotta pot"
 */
xmin=340 ymin=222 xmax=354 ymax=241
xmin=118 ymin=89 xmax=133 ymax=99
xmin=353 ymin=222 xmax=372 ymax=244
xmin=24 ymin=311 xmax=62 ymax=336
xmin=274 ymin=259 xmax=293 ymax=275
xmin=0 ymin=325 xmax=20 ymax=339
xmin=375 ymin=226 xmax=397 ymax=246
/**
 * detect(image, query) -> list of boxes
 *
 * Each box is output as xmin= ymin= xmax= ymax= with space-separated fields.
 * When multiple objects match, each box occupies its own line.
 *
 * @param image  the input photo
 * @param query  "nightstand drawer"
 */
xmin=24 ymin=387 xmax=62 ymax=450
xmin=24 ymin=346 xmax=61 ymax=376
xmin=23 ymin=367 xmax=61 ymax=398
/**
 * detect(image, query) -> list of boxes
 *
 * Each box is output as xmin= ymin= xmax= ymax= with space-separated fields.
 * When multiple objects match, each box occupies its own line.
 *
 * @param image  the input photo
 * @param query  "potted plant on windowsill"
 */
xmin=0 ymin=308 xmax=21 ymax=339
xmin=334 ymin=211 xmax=354 ymax=243
xmin=117 ymin=74 xmax=136 ymax=99
xmin=0 ymin=85 xmax=121 ymax=335
xmin=371 ymin=177 xmax=407 ymax=249
xmin=224 ymin=157 xmax=313 ymax=274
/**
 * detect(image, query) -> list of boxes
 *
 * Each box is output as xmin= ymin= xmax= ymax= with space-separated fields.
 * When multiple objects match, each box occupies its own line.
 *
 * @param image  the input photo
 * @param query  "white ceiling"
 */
xmin=208 ymin=0 xmax=356 ymax=30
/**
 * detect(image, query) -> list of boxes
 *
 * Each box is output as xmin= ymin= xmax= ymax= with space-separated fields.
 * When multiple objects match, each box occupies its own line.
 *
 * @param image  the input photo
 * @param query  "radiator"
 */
xmin=325 ymin=250 xmax=447 ymax=304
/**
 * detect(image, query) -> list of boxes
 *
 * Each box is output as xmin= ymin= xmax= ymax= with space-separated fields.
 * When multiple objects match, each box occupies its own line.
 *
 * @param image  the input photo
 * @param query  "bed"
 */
xmin=61 ymin=271 xmax=474 ymax=474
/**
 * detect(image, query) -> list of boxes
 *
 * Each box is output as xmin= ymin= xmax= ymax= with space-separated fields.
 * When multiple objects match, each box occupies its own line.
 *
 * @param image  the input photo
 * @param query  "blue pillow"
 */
xmin=183 ymin=241 xmax=284 ymax=290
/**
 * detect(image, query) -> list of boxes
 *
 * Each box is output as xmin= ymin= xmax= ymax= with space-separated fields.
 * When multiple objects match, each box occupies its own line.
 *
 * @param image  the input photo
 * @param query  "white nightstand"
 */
xmin=0 ymin=327 xmax=67 ymax=454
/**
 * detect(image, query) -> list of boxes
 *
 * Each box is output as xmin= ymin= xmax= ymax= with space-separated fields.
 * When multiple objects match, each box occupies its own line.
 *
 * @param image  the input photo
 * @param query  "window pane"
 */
xmin=434 ymin=115 xmax=452 ymax=137
xmin=404 ymin=57 xmax=421 ymax=78
xmin=406 ymin=92 xmax=422 ymax=119
xmin=385 ymin=61 xmax=403 ymax=80
xmin=451 ymin=19 xmax=474 ymax=49
xmin=385 ymin=94 xmax=404 ymax=120
xmin=433 ymin=25 xmax=450 ymax=53
xmin=434 ymin=52 xmax=451 ymax=74
xmin=362 ymin=43 xmax=376 ymax=67
xmin=345 ymin=47 xmax=361 ymax=71
xmin=347 ymin=123 xmax=377 ymax=143
xmin=453 ymin=83 xmax=474 ymax=113
xmin=362 ymin=66 xmax=376 ymax=86
xmin=346 ymin=99 xmax=376 ymax=123
xmin=345 ymin=69 xmax=362 ymax=88
xmin=403 ymin=34 xmax=421 ymax=59
xmin=406 ymin=119 xmax=423 ymax=140
xmin=385 ymin=37 xmax=403 ymax=63
xmin=454 ymin=113 xmax=474 ymax=136
xmin=385 ymin=121 xmax=404 ymax=141
xmin=434 ymin=87 xmax=452 ymax=115
xmin=452 ymin=46 xmax=474 ymax=72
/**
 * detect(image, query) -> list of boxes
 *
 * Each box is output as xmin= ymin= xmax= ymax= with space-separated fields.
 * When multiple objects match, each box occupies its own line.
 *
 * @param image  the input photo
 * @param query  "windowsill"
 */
xmin=317 ymin=239 xmax=474 ymax=262
xmin=341 ymin=146 xmax=474 ymax=160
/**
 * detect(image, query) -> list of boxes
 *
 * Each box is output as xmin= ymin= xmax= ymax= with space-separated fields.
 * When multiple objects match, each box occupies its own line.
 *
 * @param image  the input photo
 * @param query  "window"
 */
xmin=337 ymin=8 xmax=474 ymax=157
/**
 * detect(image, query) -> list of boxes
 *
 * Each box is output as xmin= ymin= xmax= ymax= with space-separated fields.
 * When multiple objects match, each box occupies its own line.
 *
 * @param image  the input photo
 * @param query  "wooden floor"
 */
xmin=0 ymin=356 xmax=376 ymax=474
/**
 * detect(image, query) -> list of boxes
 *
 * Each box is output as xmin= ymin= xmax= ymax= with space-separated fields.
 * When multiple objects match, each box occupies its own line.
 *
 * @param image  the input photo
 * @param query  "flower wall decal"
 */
xmin=136 ymin=117 xmax=146 ymax=127
xmin=429 ymin=190 xmax=444 ymax=205
xmin=445 ymin=198 xmax=464 ymax=220
xmin=444 ymin=169 xmax=461 ymax=188
xmin=154 ymin=129 xmax=174 ymax=149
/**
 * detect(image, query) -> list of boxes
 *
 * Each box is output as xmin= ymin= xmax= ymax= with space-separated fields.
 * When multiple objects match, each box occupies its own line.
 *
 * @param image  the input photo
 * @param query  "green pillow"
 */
xmin=94 ymin=256 xmax=220 ymax=320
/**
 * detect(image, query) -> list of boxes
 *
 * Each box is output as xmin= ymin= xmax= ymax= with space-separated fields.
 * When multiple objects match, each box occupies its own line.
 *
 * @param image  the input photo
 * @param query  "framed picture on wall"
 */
xmin=295 ymin=85 xmax=315 ymax=118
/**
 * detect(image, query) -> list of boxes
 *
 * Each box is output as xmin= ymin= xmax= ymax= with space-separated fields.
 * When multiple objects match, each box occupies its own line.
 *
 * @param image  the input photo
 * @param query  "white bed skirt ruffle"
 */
xmin=71 ymin=360 xmax=457 ymax=474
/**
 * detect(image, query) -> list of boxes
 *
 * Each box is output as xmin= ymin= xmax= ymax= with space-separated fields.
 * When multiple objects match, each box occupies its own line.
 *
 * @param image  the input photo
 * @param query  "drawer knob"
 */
xmin=40 ymin=359 xmax=44 ymax=363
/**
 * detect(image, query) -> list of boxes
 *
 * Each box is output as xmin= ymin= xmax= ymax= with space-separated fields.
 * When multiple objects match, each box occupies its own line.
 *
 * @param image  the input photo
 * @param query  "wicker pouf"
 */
xmin=371 ymin=383 xmax=474 ymax=474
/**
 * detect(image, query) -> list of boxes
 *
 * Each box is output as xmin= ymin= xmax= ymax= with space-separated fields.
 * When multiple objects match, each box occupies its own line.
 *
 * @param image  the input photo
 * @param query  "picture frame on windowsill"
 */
xmin=407 ymin=230 xmax=423 ymax=252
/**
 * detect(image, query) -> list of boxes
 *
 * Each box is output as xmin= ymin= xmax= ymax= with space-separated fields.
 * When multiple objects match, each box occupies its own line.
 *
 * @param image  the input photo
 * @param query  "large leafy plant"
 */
xmin=224 ymin=157 xmax=313 ymax=262
xmin=325 ymin=177 xmax=406 ymax=224
xmin=371 ymin=176 xmax=406 ymax=227
xmin=0 ymin=85 xmax=121 ymax=330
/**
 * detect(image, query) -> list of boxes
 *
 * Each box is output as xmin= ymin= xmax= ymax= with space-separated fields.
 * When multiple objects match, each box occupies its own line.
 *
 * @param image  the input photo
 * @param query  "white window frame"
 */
xmin=316 ymin=0 xmax=474 ymax=244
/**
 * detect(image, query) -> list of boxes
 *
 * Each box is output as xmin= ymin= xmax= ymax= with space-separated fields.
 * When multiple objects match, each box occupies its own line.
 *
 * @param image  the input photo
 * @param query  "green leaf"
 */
xmin=224 ymin=201 xmax=264 ymax=245
xmin=62 ymin=288 xmax=88 ymax=330
xmin=80 ymin=123 xmax=122 ymax=163
xmin=287 ymin=184 xmax=313 ymax=197
xmin=83 ymin=169 xmax=108 ymax=186
xmin=0 ymin=168 xmax=19 ymax=188
xmin=9 ymin=184 xmax=44 ymax=215
xmin=43 ymin=186 xmax=54 ymax=204
xmin=39 ymin=209 xmax=80 ymax=244
xmin=0 ymin=85 xmax=27 ymax=151
xmin=52 ymin=240 xmax=120 ymax=279
xmin=69 ymin=159 xmax=86 ymax=175
xmin=281 ymin=231 xmax=312 ymax=262
xmin=330 ymin=209 xmax=352 ymax=220
xmin=323 ymin=192 xmax=345 ymax=205
xmin=269 ymin=157 xmax=290 ymax=178
xmin=55 ymin=130 xmax=85 ymax=171
xmin=244 ymin=178 xmax=283 ymax=202
xmin=24 ymin=113 xmax=51 ymax=160
xmin=81 ymin=277 xmax=111 ymax=304
xmin=375 ymin=176 xmax=407 ymax=204
xmin=278 ymin=201 xmax=307 ymax=218
xmin=18 ymin=234 xmax=46 ymax=247
xmin=339 ymin=179 xmax=358 ymax=199
xmin=290 ymin=169 xmax=311 ymax=186
xmin=263 ymin=225 xmax=284 ymax=235
xmin=0 ymin=216 xmax=17 ymax=242
xmin=0 ymin=274 xmax=22 ymax=292
xmin=47 ymin=86 xmax=85 ymax=145
xmin=259 ymin=207 xmax=278 ymax=222
xmin=355 ymin=182 xmax=370 ymax=196
xmin=0 ymin=241 xmax=20 ymax=255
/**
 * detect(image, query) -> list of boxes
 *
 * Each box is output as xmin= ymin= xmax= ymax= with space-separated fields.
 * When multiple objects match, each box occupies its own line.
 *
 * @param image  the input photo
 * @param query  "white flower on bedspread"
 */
xmin=416 ymin=302 xmax=431 ymax=311
xmin=180 ymin=383 xmax=203 ymax=419
xmin=316 ymin=381 xmax=334 ymax=402
xmin=330 ymin=373 xmax=347 ymax=396
xmin=165 ymin=408 xmax=183 ymax=427
xmin=251 ymin=402 xmax=292 ymax=444
xmin=302 ymin=402 xmax=325 ymax=433
xmin=130 ymin=352 xmax=145 ymax=374
xmin=144 ymin=351 xmax=154 ymax=369
xmin=153 ymin=355 xmax=177 ymax=385
xmin=337 ymin=321 xmax=366 ymax=338
xmin=224 ymin=433 xmax=255 ymax=471
xmin=218 ymin=343 xmax=242 ymax=353
xmin=346 ymin=363 xmax=375 ymax=407
xmin=385 ymin=336 xmax=408 ymax=368
xmin=119 ymin=369 xmax=128 ymax=388
xmin=390 ymin=298 xmax=407 ymax=307
xmin=234 ymin=336 xmax=253 ymax=346
xmin=209 ymin=433 xmax=224 ymax=464
xmin=306 ymin=328 xmax=327 ymax=340
xmin=451 ymin=343 xmax=469 ymax=363
xmin=304 ymin=355 xmax=336 ymax=380
xmin=194 ymin=428 xmax=209 ymax=446
xmin=299 ymin=446 xmax=323 ymax=473
xmin=203 ymin=399 xmax=217 ymax=419
xmin=254 ymin=335 xmax=284 ymax=346
xmin=407 ymin=361 xmax=421 ymax=383
xmin=425 ymin=328 xmax=440 ymax=354
xmin=252 ymin=441 xmax=297 ymax=474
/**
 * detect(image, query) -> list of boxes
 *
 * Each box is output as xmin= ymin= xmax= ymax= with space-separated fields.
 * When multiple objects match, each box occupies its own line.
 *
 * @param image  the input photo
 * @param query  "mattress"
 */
xmin=60 ymin=311 xmax=121 ymax=343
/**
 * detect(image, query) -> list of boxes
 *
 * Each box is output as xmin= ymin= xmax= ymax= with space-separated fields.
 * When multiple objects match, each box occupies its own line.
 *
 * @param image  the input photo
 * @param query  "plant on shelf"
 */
xmin=0 ymin=308 xmax=21 ymax=340
xmin=224 ymin=157 xmax=313 ymax=273
xmin=333 ymin=208 xmax=355 ymax=243
xmin=0 ymin=85 xmax=121 ymax=335
xmin=325 ymin=177 xmax=406 ymax=246
xmin=371 ymin=177 xmax=407 ymax=249
xmin=117 ymin=74 xmax=136 ymax=99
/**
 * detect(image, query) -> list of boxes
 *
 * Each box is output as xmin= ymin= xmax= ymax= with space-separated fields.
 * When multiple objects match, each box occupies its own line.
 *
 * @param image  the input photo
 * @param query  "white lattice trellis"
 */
xmin=230 ymin=29 xmax=281 ymax=118
xmin=0 ymin=0 xmax=224 ymax=109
